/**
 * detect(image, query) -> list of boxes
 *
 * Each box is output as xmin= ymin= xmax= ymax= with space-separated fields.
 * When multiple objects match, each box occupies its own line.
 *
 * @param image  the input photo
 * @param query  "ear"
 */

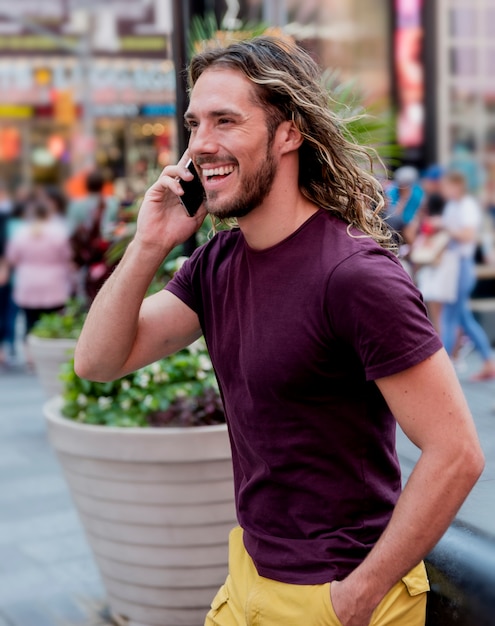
xmin=276 ymin=120 xmax=304 ymax=156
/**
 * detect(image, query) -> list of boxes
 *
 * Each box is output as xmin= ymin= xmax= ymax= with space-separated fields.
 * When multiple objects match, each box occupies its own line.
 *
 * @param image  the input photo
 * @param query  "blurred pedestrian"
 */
xmin=421 ymin=164 xmax=446 ymax=218
xmin=441 ymin=171 xmax=495 ymax=381
xmin=487 ymin=172 xmax=495 ymax=230
xmin=0 ymin=181 xmax=14 ymax=367
xmin=0 ymin=181 xmax=12 ymax=214
xmin=129 ymin=157 xmax=151 ymax=198
xmin=41 ymin=185 xmax=68 ymax=222
xmin=67 ymin=170 xmax=119 ymax=302
xmin=6 ymin=197 xmax=72 ymax=367
xmin=0 ymin=187 xmax=33 ymax=366
xmin=448 ymin=143 xmax=484 ymax=196
xmin=67 ymin=170 xmax=119 ymax=237
xmin=385 ymin=165 xmax=424 ymax=244
xmin=413 ymin=165 xmax=450 ymax=333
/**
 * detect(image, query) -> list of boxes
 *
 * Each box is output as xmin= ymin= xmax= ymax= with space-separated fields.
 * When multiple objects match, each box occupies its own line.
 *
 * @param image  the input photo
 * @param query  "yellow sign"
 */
xmin=34 ymin=68 xmax=52 ymax=86
xmin=0 ymin=36 xmax=77 ymax=50
xmin=0 ymin=105 xmax=33 ymax=118
xmin=121 ymin=36 xmax=166 ymax=51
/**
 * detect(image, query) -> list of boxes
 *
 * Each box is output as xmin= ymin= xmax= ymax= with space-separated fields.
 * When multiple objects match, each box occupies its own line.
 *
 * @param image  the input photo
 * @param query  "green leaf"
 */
xmin=30 ymin=298 xmax=88 ymax=339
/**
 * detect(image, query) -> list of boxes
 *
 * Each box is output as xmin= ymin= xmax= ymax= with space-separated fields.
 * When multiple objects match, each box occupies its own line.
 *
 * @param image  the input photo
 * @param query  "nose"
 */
xmin=188 ymin=122 xmax=218 ymax=156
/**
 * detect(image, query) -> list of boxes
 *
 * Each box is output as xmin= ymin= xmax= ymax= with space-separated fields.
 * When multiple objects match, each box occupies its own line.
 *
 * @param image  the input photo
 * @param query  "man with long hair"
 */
xmin=75 ymin=37 xmax=484 ymax=626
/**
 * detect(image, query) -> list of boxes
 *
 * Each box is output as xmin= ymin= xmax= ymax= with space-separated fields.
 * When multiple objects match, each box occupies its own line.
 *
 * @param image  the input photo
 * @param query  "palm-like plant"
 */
xmin=322 ymin=69 xmax=401 ymax=171
xmin=189 ymin=12 xmax=273 ymax=56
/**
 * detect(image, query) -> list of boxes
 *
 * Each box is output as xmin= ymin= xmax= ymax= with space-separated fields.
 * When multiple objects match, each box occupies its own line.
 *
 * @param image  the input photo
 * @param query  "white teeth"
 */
xmin=202 ymin=165 xmax=235 ymax=177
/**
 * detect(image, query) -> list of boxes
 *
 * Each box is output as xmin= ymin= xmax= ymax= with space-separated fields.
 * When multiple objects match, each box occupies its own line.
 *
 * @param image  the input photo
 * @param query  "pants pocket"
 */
xmin=205 ymin=583 xmax=230 ymax=625
xmin=250 ymin=577 xmax=343 ymax=626
xmin=401 ymin=561 xmax=430 ymax=596
xmin=370 ymin=562 xmax=429 ymax=626
xmin=321 ymin=582 xmax=345 ymax=626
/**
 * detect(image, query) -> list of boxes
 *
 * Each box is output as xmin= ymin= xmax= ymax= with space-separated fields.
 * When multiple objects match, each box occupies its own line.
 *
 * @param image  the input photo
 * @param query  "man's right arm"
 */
xmin=74 ymin=154 xmax=206 ymax=382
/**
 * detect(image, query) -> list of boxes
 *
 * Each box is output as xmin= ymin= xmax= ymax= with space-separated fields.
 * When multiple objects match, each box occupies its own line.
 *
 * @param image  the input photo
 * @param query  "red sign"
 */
xmin=394 ymin=0 xmax=425 ymax=148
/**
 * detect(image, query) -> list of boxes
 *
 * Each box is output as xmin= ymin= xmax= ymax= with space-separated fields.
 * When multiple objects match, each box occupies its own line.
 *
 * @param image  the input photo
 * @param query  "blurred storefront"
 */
xmin=266 ymin=0 xmax=393 ymax=116
xmin=0 ymin=0 xmax=396 ymax=193
xmin=0 ymin=0 xmax=397 ymax=192
xmin=0 ymin=1 xmax=176 ymax=191
xmin=2 ymin=0 xmax=492 ymax=202
xmin=389 ymin=0 xmax=495 ymax=198
xmin=0 ymin=57 xmax=176 ymax=188
xmin=435 ymin=0 xmax=495 ymax=199
xmin=258 ymin=0 xmax=421 ymax=164
xmin=276 ymin=0 xmax=495 ymax=202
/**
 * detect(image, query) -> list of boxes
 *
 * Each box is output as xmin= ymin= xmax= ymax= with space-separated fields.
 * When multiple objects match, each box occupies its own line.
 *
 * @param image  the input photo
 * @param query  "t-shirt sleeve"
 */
xmin=164 ymin=251 xmax=200 ymax=315
xmin=164 ymin=232 xmax=232 ymax=322
xmin=326 ymin=248 xmax=443 ymax=380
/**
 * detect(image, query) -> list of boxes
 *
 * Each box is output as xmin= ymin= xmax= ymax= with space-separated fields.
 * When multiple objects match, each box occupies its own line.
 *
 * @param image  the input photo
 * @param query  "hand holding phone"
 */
xmin=179 ymin=159 xmax=205 ymax=217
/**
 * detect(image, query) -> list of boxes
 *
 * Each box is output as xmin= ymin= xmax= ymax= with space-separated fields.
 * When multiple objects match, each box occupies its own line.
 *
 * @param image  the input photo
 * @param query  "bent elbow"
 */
xmin=73 ymin=348 xmax=114 ymax=383
xmin=460 ymin=443 xmax=485 ymax=487
xmin=73 ymin=356 xmax=97 ymax=382
xmin=471 ymin=448 xmax=485 ymax=481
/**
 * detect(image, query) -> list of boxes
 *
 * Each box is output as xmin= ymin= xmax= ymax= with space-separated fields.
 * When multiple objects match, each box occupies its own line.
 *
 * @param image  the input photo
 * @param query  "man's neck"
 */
xmin=237 ymin=187 xmax=319 ymax=251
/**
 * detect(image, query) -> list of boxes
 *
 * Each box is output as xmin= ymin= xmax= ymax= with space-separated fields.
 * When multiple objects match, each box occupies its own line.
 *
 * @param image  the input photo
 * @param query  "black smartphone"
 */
xmin=179 ymin=159 xmax=205 ymax=217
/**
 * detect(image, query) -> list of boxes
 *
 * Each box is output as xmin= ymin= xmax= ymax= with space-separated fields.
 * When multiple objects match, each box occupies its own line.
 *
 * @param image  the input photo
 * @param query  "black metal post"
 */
xmin=171 ymin=0 xmax=208 ymax=256
xmin=172 ymin=0 xmax=192 ymax=159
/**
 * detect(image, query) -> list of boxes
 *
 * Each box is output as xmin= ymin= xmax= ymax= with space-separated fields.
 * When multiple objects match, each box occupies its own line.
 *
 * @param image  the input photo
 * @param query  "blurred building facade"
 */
xmin=435 ymin=0 xmax=495 ymax=201
xmin=265 ymin=0 xmax=494 ymax=201
xmin=0 ymin=0 xmax=493 ymax=203
xmin=0 ymin=1 xmax=176 ymax=190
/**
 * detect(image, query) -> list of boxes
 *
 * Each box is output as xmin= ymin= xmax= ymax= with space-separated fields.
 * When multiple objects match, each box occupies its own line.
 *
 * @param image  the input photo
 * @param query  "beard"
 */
xmin=205 ymin=145 xmax=277 ymax=220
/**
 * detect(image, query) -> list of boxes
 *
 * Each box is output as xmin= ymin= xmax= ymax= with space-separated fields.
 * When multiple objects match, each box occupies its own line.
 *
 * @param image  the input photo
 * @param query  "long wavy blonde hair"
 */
xmin=188 ymin=36 xmax=396 ymax=252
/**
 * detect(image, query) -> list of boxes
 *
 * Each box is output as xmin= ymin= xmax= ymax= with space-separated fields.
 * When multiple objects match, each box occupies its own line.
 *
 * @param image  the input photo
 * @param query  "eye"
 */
xmin=185 ymin=120 xmax=198 ymax=131
xmin=218 ymin=118 xmax=233 ymax=125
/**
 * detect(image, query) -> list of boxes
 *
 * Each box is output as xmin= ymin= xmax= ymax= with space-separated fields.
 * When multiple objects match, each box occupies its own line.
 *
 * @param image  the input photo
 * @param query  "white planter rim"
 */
xmin=44 ymin=396 xmax=231 ymax=463
xmin=27 ymin=334 xmax=78 ymax=347
xmin=44 ymin=396 xmax=227 ymax=435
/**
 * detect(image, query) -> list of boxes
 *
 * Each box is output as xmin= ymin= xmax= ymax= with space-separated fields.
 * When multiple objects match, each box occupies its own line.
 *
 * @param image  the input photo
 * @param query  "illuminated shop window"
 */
xmin=438 ymin=0 xmax=495 ymax=195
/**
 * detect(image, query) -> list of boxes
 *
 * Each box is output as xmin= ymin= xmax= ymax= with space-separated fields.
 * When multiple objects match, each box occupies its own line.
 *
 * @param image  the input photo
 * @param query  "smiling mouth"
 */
xmin=202 ymin=165 xmax=236 ymax=182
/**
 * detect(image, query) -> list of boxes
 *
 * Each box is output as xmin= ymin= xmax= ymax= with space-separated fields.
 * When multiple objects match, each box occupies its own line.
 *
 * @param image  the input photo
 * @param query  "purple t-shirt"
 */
xmin=166 ymin=209 xmax=442 ymax=584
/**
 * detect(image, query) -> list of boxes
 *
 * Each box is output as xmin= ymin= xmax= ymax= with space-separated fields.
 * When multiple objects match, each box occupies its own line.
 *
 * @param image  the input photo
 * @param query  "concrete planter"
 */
xmin=44 ymin=397 xmax=236 ymax=626
xmin=27 ymin=335 xmax=77 ymax=398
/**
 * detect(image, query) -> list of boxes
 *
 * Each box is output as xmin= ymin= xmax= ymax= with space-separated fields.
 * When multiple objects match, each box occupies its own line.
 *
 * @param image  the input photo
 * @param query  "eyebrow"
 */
xmin=184 ymin=108 xmax=243 ymax=122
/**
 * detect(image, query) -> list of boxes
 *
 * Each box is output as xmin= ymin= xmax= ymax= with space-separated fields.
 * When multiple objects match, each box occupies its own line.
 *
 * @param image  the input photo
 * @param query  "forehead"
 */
xmin=187 ymin=67 xmax=260 ymax=116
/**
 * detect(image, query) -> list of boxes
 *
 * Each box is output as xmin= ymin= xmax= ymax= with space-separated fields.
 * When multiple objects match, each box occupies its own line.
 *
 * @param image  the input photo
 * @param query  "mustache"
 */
xmin=195 ymin=156 xmax=238 ymax=167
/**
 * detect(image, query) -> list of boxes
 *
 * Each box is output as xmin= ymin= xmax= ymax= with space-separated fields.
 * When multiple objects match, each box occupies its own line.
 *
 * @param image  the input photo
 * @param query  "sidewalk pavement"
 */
xmin=0 ymin=364 xmax=105 ymax=626
xmin=0 ymin=352 xmax=494 ymax=626
xmin=396 ymin=352 xmax=495 ymax=539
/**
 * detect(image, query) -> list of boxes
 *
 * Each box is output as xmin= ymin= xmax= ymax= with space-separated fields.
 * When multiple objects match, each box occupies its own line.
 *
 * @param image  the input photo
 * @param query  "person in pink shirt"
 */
xmin=6 ymin=197 xmax=73 ymax=366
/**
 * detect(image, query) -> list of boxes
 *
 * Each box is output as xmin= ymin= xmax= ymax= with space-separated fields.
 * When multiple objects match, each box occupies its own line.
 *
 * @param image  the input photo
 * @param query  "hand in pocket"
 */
xmin=330 ymin=579 xmax=374 ymax=626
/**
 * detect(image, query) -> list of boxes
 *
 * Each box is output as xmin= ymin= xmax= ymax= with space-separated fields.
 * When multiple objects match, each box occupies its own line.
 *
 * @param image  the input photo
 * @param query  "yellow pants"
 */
xmin=205 ymin=527 xmax=429 ymax=626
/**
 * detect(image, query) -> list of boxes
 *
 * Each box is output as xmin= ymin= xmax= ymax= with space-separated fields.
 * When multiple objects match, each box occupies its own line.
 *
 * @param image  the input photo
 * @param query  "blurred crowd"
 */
xmin=384 ymin=153 xmax=495 ymax=382
xmin=0 ymin=171 xmax=139 ymax=369
xmin=1 ymin=153 xmax=495 ymax=379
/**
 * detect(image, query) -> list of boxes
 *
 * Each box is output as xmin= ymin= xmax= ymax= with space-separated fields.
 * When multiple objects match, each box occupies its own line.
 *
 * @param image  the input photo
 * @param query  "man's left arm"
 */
xmin=331 ymin=347 xmax=485 ymax=626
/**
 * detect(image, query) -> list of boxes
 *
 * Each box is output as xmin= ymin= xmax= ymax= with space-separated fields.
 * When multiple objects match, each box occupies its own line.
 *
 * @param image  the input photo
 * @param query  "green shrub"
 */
xmin=60 ymin=338 xmax=225 ymax=428
xmin=31 ymin=299 xmax=88 ymax=340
